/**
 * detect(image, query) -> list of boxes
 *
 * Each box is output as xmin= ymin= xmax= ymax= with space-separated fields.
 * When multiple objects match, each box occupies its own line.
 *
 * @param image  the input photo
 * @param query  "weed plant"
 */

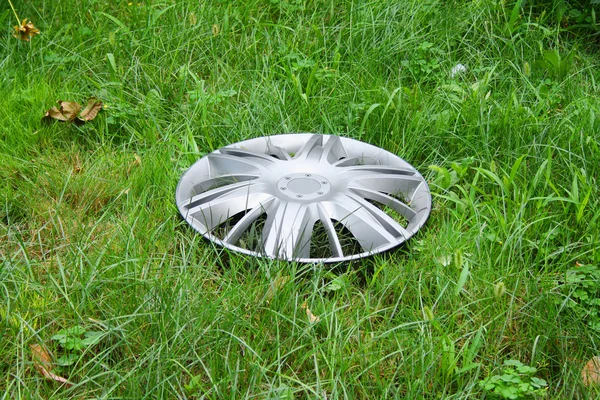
xmin=1 ymin=0 xmax=599 ymax=398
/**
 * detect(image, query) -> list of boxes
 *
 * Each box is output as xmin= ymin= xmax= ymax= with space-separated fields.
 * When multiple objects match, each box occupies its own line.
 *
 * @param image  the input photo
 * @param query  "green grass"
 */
xmin=1 ymin=0 xmax=600 ymax=398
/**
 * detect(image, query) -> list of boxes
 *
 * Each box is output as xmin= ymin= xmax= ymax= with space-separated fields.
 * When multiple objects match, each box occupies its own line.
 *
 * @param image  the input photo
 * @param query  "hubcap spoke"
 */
xmin=343 ymin=193 xmax=411 ymax=239
xmin=184 ymin=181 xmax=267 ymax=210
xmin=332 ymin=156 xmax=379 ymax=167
xmin=266 ymin=141 xmax=293 ymax=160
xmin=348 ymin=174 xmax=424 ymax=199
xmin=219 ymin=148 xmax=280 ymax=165
xmin=348 ymin=186 xmax=417 ymax=220
xmin=184 ymin=174 xmax=259 ymax=204
xmin=320 ymin=135 xmax=349 ymax=164
xmin=222 ymin=197 xmax=275 ymax=245
xmin=207 ymin=153 xmax=269 ymax=176
xmin=338 ymin=165 xmax=416 ymax=176
xmin=262 ymin=201 xmax=317 ymax=259
xmin=294 ymin=134 xmax=324 ymax=161
xmin=186 ymin=183 xmax=271 ymax=231
xmin=320 ymin=196 xmax=400 ymax=252
xmin=317 ymin=203 xmax=344 ymax=258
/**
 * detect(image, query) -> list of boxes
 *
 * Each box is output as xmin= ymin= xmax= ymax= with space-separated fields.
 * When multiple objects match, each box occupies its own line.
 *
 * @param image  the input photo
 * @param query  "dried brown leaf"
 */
xmin=42 ymin=98 xmax=103 ymax=125
xmin=31 ymin=343 xmax=52 ymax=369
xmin=78 ymin=98 xmax=103 ymax=122
xmin=301 ymin=301 xmax=320 ymax=324
xmin=582 ymin=356 xmax=600 ymax=387
xmin=59 ymin=101 xmax=82 ymax=121
xmin=30 ymin=344 xmax=73 ymax=386
xmin=13 ymin=19 xmax=40 ymax=41
xmin=42 ymin=107 xmax=69 ymax=123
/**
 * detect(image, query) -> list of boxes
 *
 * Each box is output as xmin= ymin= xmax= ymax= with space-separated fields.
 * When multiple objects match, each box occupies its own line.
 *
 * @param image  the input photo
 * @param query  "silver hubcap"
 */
xmin=176 ymin=134 xmax=431 ymax=262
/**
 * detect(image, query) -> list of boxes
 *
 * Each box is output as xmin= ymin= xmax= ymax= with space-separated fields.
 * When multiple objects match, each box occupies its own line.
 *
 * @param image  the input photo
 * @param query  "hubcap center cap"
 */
xmin=287 ymin=178 xmax=320 ymax=194
xmin=277 ymin=173 xmax=330 ymax=200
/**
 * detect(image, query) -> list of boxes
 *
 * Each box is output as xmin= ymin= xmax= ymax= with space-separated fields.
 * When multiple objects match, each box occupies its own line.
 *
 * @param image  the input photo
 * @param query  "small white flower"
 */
xmin=450 ymin=63 xmax=467 ymax=78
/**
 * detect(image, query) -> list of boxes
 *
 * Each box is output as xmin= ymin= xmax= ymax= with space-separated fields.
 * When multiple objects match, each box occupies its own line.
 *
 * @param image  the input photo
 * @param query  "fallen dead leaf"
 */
xmin=78 ymin=98 xmax=103 ymax=123
xmin=30 ymin=344 xmax=73 ymax=386
xmin=31 ymin=344 xmax=52 ymax=370
xmin=301 ymin=301 xmax=320 ymax=324
xmin=43 ymin=107 xmax=69 ymax=122
xmin=582 ymin=356 xmax=600 ymax=387
xmin=42 ymin=98 xmax=103 ymax=125
xmin=59 ymin=101 xmax=82 ymax=121
xmin=13 ymin=18 xmax=40 ymax=41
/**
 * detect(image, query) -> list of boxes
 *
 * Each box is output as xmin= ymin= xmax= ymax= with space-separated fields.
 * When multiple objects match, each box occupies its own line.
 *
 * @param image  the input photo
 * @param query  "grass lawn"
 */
xmin=1 ymin=0 xmax=600 ymax=398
